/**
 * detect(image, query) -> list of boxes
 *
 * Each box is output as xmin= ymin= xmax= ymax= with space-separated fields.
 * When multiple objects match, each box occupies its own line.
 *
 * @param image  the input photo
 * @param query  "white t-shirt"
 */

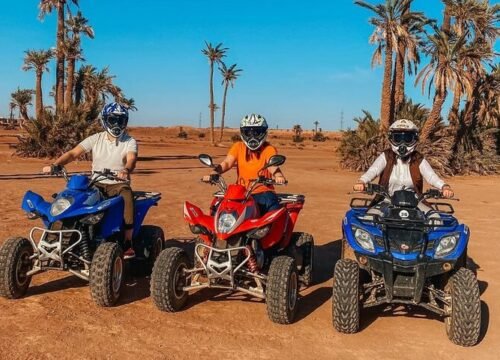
xmin=79 ymin=131 xmax=138 ymax=184
xmin=359 ymin=152 xmax=445 ymax=195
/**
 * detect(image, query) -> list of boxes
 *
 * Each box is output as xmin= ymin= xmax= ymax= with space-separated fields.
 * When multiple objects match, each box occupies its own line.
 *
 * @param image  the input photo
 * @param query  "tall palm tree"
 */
xmin=22 ymin=49 xmax=53 ymax=119
xmin=391 ymin=4 xmax=431 ymax=111
xmin=39 ymin=0 xmax=79 ymax=113
xmin=11 ymin=88 xmax=35 ymax=125
xmin=355 ymin=0 xmax=414 ymax=132
xmin=218 ymin=63 xmax=242 ymax=142
xmin=416 ymin=27 xmax=483 ymax=141
xmin=313 ymin=121 xmax=320 ymax=133
xmin=64 ymin=11 xmax=94 ymax=110
xmin=202 ymin=42 xmax=227 ymax=145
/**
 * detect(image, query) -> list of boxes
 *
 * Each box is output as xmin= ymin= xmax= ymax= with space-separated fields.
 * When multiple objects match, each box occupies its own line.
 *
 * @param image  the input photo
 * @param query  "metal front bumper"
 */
xmin=183 ymin=243 xmax=265 ymax=299
xmin=26 ymin=227 xmax=90 ymax=280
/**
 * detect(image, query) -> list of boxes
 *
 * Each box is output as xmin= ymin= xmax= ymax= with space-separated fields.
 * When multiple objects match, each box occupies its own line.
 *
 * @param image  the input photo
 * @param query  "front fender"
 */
xmin=22 ymin=191 xmax=51 ymax=218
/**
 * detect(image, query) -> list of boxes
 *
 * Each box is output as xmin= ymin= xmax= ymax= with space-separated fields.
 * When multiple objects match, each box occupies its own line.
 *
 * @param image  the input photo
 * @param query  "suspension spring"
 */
xmin=246 ymin=245 xmax=258 ymax=273
xmin=79 ymin=230 xmax=91 ymax=261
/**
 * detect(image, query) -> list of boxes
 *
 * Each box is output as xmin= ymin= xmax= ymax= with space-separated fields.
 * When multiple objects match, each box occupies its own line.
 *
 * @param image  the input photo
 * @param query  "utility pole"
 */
xmin=340 ymin=110 xmax=344 ymax=131
xmin=198 ymin=112 xmax=202 ymax=128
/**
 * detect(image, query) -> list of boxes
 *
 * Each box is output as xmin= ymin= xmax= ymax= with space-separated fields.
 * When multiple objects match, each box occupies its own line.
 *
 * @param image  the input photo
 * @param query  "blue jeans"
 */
xmin=252 ymin=191 xmax=280 ymax=215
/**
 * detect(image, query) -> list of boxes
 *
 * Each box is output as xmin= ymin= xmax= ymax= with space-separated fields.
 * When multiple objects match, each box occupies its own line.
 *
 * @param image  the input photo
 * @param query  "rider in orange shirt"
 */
xmin=203 ymin=114 xmax=286 ymax=214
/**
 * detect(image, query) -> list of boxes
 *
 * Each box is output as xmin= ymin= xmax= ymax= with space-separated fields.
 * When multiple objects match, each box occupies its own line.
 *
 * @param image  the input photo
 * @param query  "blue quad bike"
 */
xmin=0 ymin=167 xmax=164 ymax=306
xmin=332 ymin=184 xmax=481 ymax=346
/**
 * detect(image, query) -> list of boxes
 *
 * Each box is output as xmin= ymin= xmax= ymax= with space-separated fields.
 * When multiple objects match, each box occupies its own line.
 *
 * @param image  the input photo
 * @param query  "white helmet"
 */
xmin=240 ymin=114 xmax=269 ymax=150
xmin=388 ymin=119 xmax=419 ymax=158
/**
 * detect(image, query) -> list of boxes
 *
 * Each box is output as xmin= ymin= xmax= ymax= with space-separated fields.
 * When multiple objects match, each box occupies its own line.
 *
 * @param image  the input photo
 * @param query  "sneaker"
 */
xmin=124 ymin=246 xmax=136 ymax=259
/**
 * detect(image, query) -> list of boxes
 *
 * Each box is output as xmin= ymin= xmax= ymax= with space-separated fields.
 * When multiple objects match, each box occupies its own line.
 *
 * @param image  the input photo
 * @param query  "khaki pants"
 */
xmin=96 ymin=182 xmax=134 ymax=229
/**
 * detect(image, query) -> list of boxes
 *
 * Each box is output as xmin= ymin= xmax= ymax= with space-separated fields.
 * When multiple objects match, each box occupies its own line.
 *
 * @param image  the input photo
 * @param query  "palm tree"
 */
xmin=202 ymin=42 xmax=227 ymax=145
xmin=218 ymin=63 xmax=242 ymax=142
xmin=355 ymin=0 xmax=414 ymax=132
xmin=11 ymin=88 xmax=35 ymax=126
xmin=22 ymin=49 xmax=53 ymax=119
xmin=9 ymin=102 xmax=17 ymax=124
xmin=64 ymin=11 xmax=94 ymax=110
xmin=74 ymin=64 xmax=95 ymax=105
xmin=120 ymin=97 xmax=138 ymax=111
xmin=416 ymin=27 xmax=483 ymax=141
xmin=39 ymin=0 xmax=79 ymax=113
xmin=313 ymin=121 xmax=319 ymax=133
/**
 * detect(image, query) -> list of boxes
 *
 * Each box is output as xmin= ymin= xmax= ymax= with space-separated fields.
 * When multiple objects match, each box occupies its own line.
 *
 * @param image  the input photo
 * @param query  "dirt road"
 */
xmin=0 ymin=129 xmax=497 ymax=359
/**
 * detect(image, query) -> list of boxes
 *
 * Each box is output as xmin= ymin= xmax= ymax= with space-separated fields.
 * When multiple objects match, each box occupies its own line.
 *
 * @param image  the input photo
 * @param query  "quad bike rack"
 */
xmin=183 ymin=243 xmax=266 ymax=299
xmin=26 ymin=227 xmax=90 ymax=280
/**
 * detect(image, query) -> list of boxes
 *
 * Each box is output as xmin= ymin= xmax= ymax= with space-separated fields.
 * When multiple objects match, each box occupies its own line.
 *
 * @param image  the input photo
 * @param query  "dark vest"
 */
xmin=371 ymin=149 xmax=424 ymax=205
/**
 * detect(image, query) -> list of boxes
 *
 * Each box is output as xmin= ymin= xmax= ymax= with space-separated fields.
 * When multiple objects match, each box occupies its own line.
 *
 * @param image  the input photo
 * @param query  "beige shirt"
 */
xmin=79 ymin=131 xmax=138 ymax=184
xmin=359 ymin=152 xmax=445 ymax=195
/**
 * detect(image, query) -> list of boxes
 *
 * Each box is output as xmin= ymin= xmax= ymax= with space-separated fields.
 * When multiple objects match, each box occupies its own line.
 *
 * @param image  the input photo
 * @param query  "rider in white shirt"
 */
xmin=353 ymin=119 xmax=454 ymax=215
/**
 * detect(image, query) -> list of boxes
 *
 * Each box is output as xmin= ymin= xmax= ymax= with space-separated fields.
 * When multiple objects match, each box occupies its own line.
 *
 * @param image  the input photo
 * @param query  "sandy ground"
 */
xmin=0 ymin=128 xmax=498 ymax=359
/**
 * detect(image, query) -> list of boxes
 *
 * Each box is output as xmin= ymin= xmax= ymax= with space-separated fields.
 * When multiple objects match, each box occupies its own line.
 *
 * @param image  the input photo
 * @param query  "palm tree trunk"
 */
xmin=393 ymin=40 xmax=405 ymax=112
xmin=35 ymin=71 xmax=43 ymax=119
xmin=380 ymin=37 xmax=394 ymax=132
xmin=421 ymin=90 xmax=446 ymax=141
xmin=55 ymin=0 xmax=66 ymax=113
xmin=64 ymin=58 xmax=75 ymax=111
xmin=20 ymin=106 xmax=30 ymax=122
xmin=209 ymin=61 xmax=215 ymax=145
xmin=448 ymin=84 xmax=461 ymax=128
xmin=219 ymin=83 xmax=229 ymax=142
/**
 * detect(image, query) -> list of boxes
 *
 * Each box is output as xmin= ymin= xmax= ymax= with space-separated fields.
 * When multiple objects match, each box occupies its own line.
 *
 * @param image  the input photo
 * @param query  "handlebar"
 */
xmin=355 ymin=183 xmax=456 ymax=201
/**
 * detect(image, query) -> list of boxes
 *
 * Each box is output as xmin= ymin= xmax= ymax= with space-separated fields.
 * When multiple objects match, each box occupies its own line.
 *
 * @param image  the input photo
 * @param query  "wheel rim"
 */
xmin=112 ymin=256 xmax=123 ymax=294
xmin=15 ymin=249 xmax=32 ymax=287
xmin=173 ymin=261 xmax=187 ymax=299
xmin=288 ymin=271 xmax=298 ymax=311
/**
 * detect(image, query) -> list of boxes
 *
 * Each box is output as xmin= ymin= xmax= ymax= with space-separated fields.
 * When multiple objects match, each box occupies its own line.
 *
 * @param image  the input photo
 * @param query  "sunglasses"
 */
xmin=389 ymin=132 xmax=418 ymax=145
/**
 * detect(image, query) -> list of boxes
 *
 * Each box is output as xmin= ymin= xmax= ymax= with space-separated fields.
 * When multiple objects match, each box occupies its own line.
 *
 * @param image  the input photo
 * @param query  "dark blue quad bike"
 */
xmin=0 ymin=167 xmax=164 ymax=307
xmin=332 ymin=184 xmax=481 ymax=346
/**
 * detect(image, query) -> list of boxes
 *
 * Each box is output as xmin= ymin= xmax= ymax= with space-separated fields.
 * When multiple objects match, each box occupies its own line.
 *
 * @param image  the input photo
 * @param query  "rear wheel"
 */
xmin=151 ymin=247 xmax=190 ymax=312
xmin=0 ymin=237 xmax=34 ymax=299
xmin=266 ymin=256 xmax=299 ymax=324
xmin=137 ymin=225 xmax=165 ymax=270
xmin=90 ymin=242 xmax=124 ymax=307
xmin=294 ymin=232 xmax=314 ymax=287
xmin=332 ymin=259 xmax=360 ymax=333
xmin=445 ymin=268 xmax=481 ymax=346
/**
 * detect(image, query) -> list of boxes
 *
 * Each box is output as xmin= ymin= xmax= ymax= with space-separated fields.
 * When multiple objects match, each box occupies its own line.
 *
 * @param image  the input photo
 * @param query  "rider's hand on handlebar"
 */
xmin=116 ymin=169 xmax=130 ymax=181
xmin=42 ymin=166 xmax=52 ymax=174
xmin=202 ymin=173 xmax=219 ymax=183
xmin=353 ymin=182 xmax=366 ymax=192
xmin=274 ymin=173 xmax=287 ymax=185
xmin=442 ymin=185 xmax=454 ymax=199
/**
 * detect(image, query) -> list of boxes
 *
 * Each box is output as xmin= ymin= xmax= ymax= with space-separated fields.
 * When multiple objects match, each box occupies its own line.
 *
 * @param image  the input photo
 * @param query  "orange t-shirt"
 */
xmin=228 ymin=142 xmax=277 ymax=194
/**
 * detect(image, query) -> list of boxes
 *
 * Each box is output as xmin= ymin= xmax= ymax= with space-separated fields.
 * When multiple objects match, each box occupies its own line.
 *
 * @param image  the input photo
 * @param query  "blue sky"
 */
xmin=0 ymin=1 xmax=494 ymax=130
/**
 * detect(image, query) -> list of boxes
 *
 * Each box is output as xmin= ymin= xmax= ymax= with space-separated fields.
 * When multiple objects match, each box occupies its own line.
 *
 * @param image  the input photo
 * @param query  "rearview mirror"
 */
xmin=263 ymin=155 xmax=286 ymax=169
xmin=198 ymin=154 xmax=214 ymax=167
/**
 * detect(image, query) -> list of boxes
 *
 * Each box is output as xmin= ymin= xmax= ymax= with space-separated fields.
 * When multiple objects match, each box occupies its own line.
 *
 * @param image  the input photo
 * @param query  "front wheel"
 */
xmin=445 ymin=268 xmax=481 ymax=346
xmin=266 ymin=256 xmax=299 ymax=324
xmin=332 ymin=259 xmax=360 ymax=333
xmin=90 ymin=242 xmax=124 ymax=307
xmin=0 ymin=237 xmax=34 ymax=299
xmin=151 ymin=247 xmax=190 ymax=312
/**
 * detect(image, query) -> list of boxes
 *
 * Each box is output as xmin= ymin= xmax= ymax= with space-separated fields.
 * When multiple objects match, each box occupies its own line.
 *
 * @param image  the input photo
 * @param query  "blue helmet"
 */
xmin=101 ymin=102 xmax=129 ymax=138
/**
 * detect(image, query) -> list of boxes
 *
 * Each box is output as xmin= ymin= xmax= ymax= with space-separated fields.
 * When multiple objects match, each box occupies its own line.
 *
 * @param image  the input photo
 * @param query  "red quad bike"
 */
xmin=151 ymin=154 xmax=314 ymax=324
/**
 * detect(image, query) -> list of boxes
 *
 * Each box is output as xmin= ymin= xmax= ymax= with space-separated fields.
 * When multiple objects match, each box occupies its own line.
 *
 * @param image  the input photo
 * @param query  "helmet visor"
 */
xmin=389 ymin=131 xmax=418 ymax=146
xmin=241 ymin=127 xmax=267 ymax=139
xmin=105 ymin=114 xmax=127 ymax=128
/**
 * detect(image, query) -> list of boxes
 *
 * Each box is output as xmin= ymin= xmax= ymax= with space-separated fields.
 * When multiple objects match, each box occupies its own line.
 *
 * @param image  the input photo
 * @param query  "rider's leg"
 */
xmin=252 ymin=191 xmax=280 ymax=215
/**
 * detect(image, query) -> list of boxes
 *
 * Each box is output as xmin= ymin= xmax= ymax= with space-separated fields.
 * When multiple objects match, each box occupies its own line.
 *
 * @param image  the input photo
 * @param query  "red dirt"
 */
xmin=0 ymin=128 xmax=498 ymax=359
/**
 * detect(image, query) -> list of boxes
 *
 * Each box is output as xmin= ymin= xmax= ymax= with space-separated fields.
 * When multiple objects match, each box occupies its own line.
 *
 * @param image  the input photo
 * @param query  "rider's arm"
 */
xmin=117 ymin=151 xmax=138 ymax=180
xmin=42 ymin=145 xmax=85 ymax=173
xmin=359 ymin=153 xmax=387 ymax=184
xmin=214 ymin=154 xmax=236 ymax=174
xmin=419 ymin=159 xmax=446 ymax=189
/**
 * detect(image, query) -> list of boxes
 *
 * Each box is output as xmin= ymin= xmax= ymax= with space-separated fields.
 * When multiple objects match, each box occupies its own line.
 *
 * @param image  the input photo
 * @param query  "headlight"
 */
xmin=435 ymin=233 xmax=459 ymax=258
xmin=352 ymin=226 xmax=375 ymax=252
xmin=249 ymin=225 xmax=271 ymax=239
xmin=217 ymin=212 xmax=237 ymax=233
xmin=50 ymin=197 xmax=73 ymax=216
